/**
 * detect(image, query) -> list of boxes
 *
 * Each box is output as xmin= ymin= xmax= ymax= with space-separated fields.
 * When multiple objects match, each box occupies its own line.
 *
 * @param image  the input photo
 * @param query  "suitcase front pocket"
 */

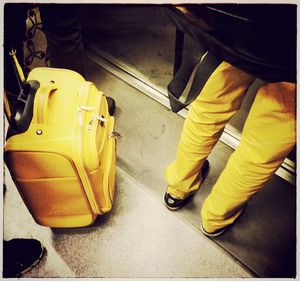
xmin=16 ymin=177 xmax=93 ymax=218
xmin=5 ymin=151 xmax=96 ymax=226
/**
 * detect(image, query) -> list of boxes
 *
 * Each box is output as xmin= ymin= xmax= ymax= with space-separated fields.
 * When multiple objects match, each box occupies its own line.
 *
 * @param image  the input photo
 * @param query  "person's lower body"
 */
xmin=3 ymin=238 xmax=45 ymax=277
xmin=164 ymin=61 xmax=255 ymax=201
xmin=164 ymin=61 xmax=295 ymax=235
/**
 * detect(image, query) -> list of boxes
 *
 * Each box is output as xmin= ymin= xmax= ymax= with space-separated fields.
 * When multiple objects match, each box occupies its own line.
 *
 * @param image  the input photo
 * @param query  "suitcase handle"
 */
xmin=36 ymin=81 xmax=57 ymax=124
xmin=8 ymin=80 xmax=40 ymax=133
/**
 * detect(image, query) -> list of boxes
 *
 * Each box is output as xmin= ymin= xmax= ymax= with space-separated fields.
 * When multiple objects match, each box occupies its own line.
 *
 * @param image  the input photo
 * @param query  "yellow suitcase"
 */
xmin=4 ymin=67 xmax=117 ymax=228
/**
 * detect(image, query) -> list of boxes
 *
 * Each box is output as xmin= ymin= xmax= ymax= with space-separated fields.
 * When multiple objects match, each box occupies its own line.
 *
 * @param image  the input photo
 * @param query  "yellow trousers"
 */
xmin=165 ymin=62 xmax=296 ymax=233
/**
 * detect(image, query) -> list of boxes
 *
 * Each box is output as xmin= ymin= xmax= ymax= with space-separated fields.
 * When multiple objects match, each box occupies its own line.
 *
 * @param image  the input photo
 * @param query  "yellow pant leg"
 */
xmin=165 ymin=62 xmax=255 ymax=199
xmin=201 ymin=82 xmax=296 ymax=233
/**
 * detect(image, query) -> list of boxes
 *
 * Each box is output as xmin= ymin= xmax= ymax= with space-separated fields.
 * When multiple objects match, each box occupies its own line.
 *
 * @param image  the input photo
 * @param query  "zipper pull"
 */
xmin=77 ymin=105 xmax=95 ymax=128
xmin=79 ymin=105 xmax=95 ymax=111
xmin=93 ymin=114 xmax=107 ymax=127
xmin=88 ymin=114 xmax=107 ymax=131
xmin=94 ymin=115 xmax=107 ymax=123
xmin=109 ymin=131 xmax=122 ymax=141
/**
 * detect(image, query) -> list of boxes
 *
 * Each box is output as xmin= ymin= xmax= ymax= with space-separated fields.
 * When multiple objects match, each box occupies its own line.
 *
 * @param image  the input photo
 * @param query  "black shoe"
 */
xmin=164 ymin=160 xmax=210 ymax=210
xmin=106 ymin=97 xmax=116 ymax=116
xmin=200 ymin=204 xmax=247 ymax=237
xmin=3 ymin=238 xmax=45 ymax=277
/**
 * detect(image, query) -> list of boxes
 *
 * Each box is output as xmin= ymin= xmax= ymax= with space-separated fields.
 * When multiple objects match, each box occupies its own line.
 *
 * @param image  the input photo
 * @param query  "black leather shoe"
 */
xmin=106 ymin=97 xmax=116 ymax=116
xmin=164 ymin=160 xmax=210 ymax=210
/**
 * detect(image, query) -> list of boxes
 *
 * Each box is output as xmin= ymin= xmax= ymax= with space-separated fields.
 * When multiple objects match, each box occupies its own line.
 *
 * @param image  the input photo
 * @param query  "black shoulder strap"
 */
xmin=168 ymin=51 xmax=221 ymax=113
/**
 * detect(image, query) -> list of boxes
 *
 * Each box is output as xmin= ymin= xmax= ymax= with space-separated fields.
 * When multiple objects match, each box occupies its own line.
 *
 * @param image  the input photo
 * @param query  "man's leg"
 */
xmin=201 ymin=82 xmax=296 ymax=234
xmin=165 ymin=62 xmax=255 ymax=200
xmin=39 ymin=4 xmax=86 ymax=77
xmin=39 ymin=4 xmax=116 ymax=115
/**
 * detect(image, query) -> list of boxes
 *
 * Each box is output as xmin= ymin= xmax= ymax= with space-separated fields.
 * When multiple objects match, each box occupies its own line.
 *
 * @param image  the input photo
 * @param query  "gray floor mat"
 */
xmin=213 ymin=175 xmax=296 ymax=277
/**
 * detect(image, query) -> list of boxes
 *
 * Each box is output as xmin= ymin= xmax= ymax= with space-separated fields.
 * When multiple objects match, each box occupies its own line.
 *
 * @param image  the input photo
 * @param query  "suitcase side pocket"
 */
xmin=88 ymin=116 xmax=116 ymax=213
xmin=74 ymin=83 xmax=110 ymax=215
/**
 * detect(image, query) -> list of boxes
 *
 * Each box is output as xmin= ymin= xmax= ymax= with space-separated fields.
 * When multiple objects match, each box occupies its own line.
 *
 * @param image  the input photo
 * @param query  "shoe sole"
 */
xmin=164 ymin=204 xmax=181 ymax=211
xmin=201 ymin=224 xmax=227 ymax=237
